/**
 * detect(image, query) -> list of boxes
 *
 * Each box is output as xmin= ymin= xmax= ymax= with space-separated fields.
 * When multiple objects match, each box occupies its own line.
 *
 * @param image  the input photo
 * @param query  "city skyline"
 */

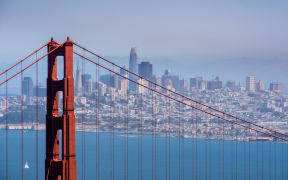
xmin=1 ymin=1 xmax=287 ymax=179
xmin=18 ymin=57 xmax=286 ymax=96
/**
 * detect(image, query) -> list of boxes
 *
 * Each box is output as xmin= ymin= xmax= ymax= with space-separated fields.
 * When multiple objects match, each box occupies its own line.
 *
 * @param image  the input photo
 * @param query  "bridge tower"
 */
xmin=45 ymin=38 xmax=76 ymax=180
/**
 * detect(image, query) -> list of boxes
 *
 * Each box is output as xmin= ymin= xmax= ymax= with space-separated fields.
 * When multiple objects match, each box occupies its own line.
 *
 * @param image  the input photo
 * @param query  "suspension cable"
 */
xmin=81 ymin=54 xmax=86 ymax=180
xmin=0 ymin=42 xmax=48 ymax=76
xmin=181 ymin=98 xmax=184 ymax=180
xmin=222 ymin=114 xmax=225 ymax=180
xmin=125 ymin=71 xmax=129 ymax=180
xmin=72 ymin=41 xmax=288 ymax=138
xmin=168 ymin=98 xmax=171 ymax=180
xmin=73 ymin=52 xmax=287 ymax=142
xmin=0 ymin=42 xmax=65 ymax=86
xmin=20 ymin=59 xmax=24 ymax=180
xmin=5 ymin=72 xmax=8 ymax=180
xmin=178 ymin=100 xmax=180 ymax=180
xmin=110 ymin=65 xmax=115 ymax=180
xmin=35 ymin=52 xmax=39 ymax=180
xmin=152 ymin=85 xmax=155 ymax=180
xmin=165 ymin=96 xmax=168 ymax=180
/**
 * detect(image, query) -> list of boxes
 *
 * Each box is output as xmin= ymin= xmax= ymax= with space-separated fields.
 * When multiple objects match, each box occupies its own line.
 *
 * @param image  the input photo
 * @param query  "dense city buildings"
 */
xmin=190 ymin=77 xmax=202 ymax=90
xmin=207 ymin=76 xmax=222 ymax=90
xmin=1 ymin=47 xmax=287 ymax=141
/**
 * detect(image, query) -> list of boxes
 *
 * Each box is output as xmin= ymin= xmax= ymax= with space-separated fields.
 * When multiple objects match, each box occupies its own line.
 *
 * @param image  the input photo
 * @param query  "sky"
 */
xmin=0 ymin=0 xmax=288 ymax=89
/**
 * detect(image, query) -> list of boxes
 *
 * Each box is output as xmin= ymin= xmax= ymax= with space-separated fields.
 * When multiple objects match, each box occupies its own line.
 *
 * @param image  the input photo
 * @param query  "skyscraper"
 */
xmin=190 ymin=77 xmax=202 ymax=90
xmin=129 ymin=48 xmax=139 ymax=91
xmin=257 ymin=80 xmax=265 ymax=92
xmin=81 ymin=74 xmax=93 ymax=94
xmin=226 ymin=80 xmax=236 ymax=90
xmin=270 ymin=82 xmax=285 ymax=94
xmin=138 ymin=61 xmax=153 ymax=80
xmin=22 ymin=77 xmax=33 ymax=97
xmin=75 ymin=61 xmax=82 ymax=96
xmin=207 ymin=78 xmax=222 ymax=90
xmin=246 ymin=76 xmax=256 ymax=92
xmin=161 ymin=69 xmax=173 ymax=88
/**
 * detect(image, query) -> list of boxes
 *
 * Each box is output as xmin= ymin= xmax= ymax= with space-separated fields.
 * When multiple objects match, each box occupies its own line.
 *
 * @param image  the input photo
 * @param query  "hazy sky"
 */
xmin=0 ymin=0 xmax=288 ymax=61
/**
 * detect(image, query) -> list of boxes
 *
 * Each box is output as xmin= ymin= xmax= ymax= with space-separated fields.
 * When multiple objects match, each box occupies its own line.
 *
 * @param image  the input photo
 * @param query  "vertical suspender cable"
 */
xmin=236 ymin=123 xmax=238 ymax=180
xmin=207 ymin=107 xmax=212 ymax=179
xmin=191 ymin=102 xmax=194 ymax=180
xmin=262 ymin=128 xmax=264 ymax=180
xmin=182 ymin=99 xmax=184 ymax=180
xmin=243 ymin=127 xmax=247 ymax=180
xmin=5 ymin=72 xmax=8 ymax=180
xmin=178 ymin=101 xmax=180 ymax=180
xmin=232 ymin=124 xmax=234 ymax=180
xmin=208 ymin=110 xmax=212 ymax=180
xmin=81 ymin=56 xmax=84 ymax=180
xmin=152 ymin=88 xmax=154 ymax=180
xmin=165 ymin=96 xmax=168 ymax=180
xmin=217 ymin=116 xmax=220 ymax=180
xmin=98 ymin=57 xmax=101 ymax=180
xmin=35 ymin=52 xmax=39 ymax=180
xmin=21 ymin=61 xmax=24 ymax=180
xmin=282 ymin=136 xmax=284 ymax=180
xmin=195 ymin=103 xmax=198 ymax=180
xmin=256 ymin=132 xmax=259 ymax=180
xmin=235 ymin=123 xmax=240 ymax=180
xmin=81 ymin=55 xmax=86 ymax=180
xmin=274 ymin=136 xmax=276 ymax=180
xmin=155 ymin=86 xmax=158 ymax=180
xmin=205 ymin=111 xmax=207 ymax=180
xmin=95 ymin=57 xmax=100 ymax=180
xmin=168 ymin=98 xmax=171 ymax=180
xmin=269 ymin=134 xmax=272 ymax=180
xmin=140 ymin=78 xmax=143 ymax=180
xmin=249 ymin=126 xmax=251 ymax=180
xmin=222 ymin=114 xmax=224 ymax=180
xmin=112 ymin=66 xmax=115 ymax=180
xmin=95 ymin=61 xmax=97 ymax=179
xmin=125 ymin=73 xmax=129 ymax=180
xmin=138 ymin=80 xmax=141 ymax=180
xmin=109 ymin=69 xmax=114 ymax=180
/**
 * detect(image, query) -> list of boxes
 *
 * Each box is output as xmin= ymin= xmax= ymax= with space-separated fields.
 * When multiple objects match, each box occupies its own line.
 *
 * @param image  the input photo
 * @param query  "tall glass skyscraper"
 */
xmin=22 ymin=77 xmax=33 ymax=97
xmin=129 ymin=47 xmax=139 ymax=91
xmin=138 ymin=61 xmax=153 ymax=80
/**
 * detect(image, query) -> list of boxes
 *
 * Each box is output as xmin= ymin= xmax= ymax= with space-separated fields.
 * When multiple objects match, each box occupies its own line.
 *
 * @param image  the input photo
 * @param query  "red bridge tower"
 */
xmin=45 ymin=38 xmax=76 ymax=180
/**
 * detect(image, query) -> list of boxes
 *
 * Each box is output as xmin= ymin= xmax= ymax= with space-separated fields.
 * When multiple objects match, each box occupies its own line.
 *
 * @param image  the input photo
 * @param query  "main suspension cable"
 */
xmin=72 ymin=41 xmax=288 ymax=138
xmin=73 ymin=52 xmax=287 ymax=141
xmin=0 ymin=42 xmax=65 ymax=86
xmin=0 ymin=42 xmax=48 ymax=76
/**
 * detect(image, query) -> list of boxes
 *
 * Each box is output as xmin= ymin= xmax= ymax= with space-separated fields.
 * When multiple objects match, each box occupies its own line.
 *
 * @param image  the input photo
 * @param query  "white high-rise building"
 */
xmin=246 ymin=76 xmax=256 ymax=92
xmin=138 ymin=78 xmax=148 ymax=94
xmin=75 ymin=60 xmax=82 ymax=96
